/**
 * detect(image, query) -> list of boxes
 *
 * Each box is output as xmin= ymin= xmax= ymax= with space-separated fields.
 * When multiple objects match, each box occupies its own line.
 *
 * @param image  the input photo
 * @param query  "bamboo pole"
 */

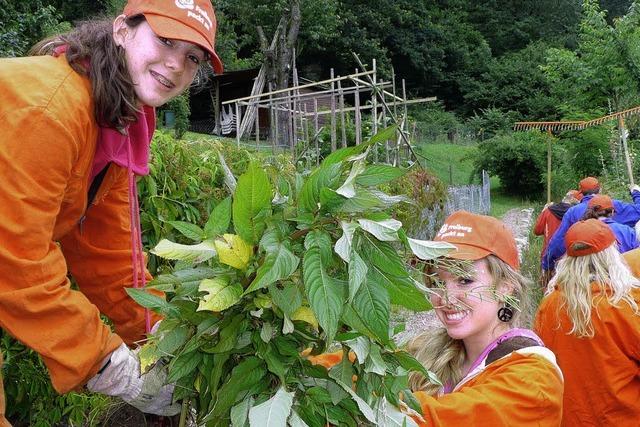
xmin=547 ymin=128 xmax=552 ymax=204
xmin=330 ymin=68 xmax=337 ymax=152
xmin=338 ymin=79 xmax=346 ymax=148
xmin=372 ymin=59 xmax=378 ymax=162
xmin=355 ymin=69 xmax=361 ymax=145
xmin=381 ymin=82 xmax=389 ymax=163
xmin=402 ymin=79 xmax=408 ymax=162
xmin=236 ymin=102 xmax=241 ymax=147
xmin=619 ymin=116 xmax=635 ymax=186
xmin=314 ymin=98 xmax=319 ymax=166
xmin=255 ymin=105 xmax=260 ymax=148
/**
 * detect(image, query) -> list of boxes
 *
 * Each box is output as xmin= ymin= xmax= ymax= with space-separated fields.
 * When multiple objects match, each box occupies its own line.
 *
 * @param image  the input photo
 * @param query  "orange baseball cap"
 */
xmin=587 ymin=194 xmax=613 ymax=210
xmin=579 ymin=177 xmax=600 ymax=192
xmin=124 ymin=0 xmax=223 ymax=74
xmin=434 ymin=211 xmax=520 ymax=270
xmin=565 ymin=219 xmax=616 ymax=257
xmin=567 ymin=189 xmax=583 ymax=201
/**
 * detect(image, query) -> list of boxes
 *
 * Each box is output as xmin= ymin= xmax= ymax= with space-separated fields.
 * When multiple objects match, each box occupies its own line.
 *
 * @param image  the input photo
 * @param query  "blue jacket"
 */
xmin=542 ymin=191 xmax=640 ymax=270
xmin=603 ymin=218 xmax=639 ymax=253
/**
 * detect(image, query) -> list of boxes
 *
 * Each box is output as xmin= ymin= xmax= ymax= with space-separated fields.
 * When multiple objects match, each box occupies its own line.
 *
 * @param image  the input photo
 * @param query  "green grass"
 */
xmin=418 ymin=143 xmax=478 ymax=186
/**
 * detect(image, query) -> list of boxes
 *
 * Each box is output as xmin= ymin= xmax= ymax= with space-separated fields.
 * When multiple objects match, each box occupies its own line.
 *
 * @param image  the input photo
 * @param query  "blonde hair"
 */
xmin=408 ymin=255 xmax=531 ymax=395
xmin=547 ymin=244 xmax=640 ymax=338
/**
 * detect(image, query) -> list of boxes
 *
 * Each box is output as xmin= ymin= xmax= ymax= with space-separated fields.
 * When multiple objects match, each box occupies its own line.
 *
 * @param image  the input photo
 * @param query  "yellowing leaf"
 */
xmin=137 ymin=342 xmax=160 ymax=374
xmin=213 ymin=234 xmax=253 ymax=270
xmin=197 ymin=278 xmax=243 ymax=312
xmin=291 ymin=306 xmax=319 ymax=330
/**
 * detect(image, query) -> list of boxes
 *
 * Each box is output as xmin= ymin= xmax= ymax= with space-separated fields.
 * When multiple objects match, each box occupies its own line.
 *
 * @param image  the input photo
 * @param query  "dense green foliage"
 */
xmin=130 ymin=127 xmax=452 ymax=425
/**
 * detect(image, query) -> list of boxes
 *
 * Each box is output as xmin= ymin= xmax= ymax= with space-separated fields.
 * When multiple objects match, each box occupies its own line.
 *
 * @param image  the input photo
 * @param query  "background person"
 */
xmin=582 ymin=194 xmax=639 ymax=253
xmin=0 ymin=0 xmax=223 ymax=422
xmin=535 ymin=219 xmax=640 ymax=426
xmin=542 ymin=176 xmax=640 ymax=272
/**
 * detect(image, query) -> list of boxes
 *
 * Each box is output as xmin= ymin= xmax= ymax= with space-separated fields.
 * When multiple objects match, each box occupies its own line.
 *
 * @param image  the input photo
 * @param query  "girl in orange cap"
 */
xmin=583 ymin=194 xmax=639 ymax=253
xmin=406 ymin=211 xmax=563 ymax=426
xmin=0 ymin=0 xmax=223 ymax=421
xmin=534 ymin=219 xmax=640 ymax=426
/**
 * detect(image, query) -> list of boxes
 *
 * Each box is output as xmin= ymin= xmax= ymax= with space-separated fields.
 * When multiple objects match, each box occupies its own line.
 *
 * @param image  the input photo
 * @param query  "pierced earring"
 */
xmin=497 ymin=303 xmax=514 ymax=322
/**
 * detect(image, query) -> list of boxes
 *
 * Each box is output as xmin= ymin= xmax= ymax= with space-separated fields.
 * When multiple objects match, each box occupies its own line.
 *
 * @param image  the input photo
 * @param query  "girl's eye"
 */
xmin=457 ymin=277 xmax=474 ymax=286
xmin=159 ymin=37 xmax=172 ymax=47
xmin=188 ymin=54 xmax=201 ymax=65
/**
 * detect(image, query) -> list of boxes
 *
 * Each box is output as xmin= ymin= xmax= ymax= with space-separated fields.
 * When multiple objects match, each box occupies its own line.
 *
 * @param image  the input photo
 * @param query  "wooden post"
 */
xmin=391 ymin=68 xmax=398 ymax=165
xmin=255 ymin=105 xmax=260 ymax=148
xmin=547 ymin=127 xmax=552 ymax=204
xmin=304 ymin=105 xmax=310 ymax=167
xmin=402 ymin=79 xmax=408 ymax=162
xmin=355 ymin=69 xmax=361 ymax=145
xmin=314 ymin=98 xmax=319 ymax=166
xmin=372 ymin=59 xmax=378 ymax=162
xmin=236 ymin=102 xmax=241 ymax=147
xmin=288 ymin=90 xmax=294 ymax=153
xmin=381 ymin=80 xmax=389 ymax=164
xmin=619 ymin=116 xmax=635 ymax=186
xmin=338 ymin=79 xmax=347 ymax=148
xmin=330 ymin=68 xmax=337 ymax=152
xmin=269 ymin=84 xmax=276 ymax=154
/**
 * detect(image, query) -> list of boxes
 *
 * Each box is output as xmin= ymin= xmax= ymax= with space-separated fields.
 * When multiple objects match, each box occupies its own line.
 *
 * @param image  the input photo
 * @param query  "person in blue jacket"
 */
xmin=542 ymin=177 xmax=640 ymax=271
xmin=583 ymin=194 xmax=639 ymax=253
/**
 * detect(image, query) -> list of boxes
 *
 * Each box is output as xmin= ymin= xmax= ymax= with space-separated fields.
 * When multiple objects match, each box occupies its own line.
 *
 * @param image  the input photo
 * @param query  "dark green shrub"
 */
xmin=474 ymin=130 xmax=550 ymax=197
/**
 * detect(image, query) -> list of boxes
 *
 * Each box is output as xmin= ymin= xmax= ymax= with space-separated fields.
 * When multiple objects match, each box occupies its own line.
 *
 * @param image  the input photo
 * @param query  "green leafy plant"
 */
xmin=128 ymin=126 xmax=454 ymax=426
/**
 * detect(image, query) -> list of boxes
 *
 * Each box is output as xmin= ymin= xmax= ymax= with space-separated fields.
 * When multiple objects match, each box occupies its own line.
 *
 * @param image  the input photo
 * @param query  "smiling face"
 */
xmin=113 ymin=16 xmax=205 ymax=107
xmin=430 ymin=258 xmax=510 ymax=350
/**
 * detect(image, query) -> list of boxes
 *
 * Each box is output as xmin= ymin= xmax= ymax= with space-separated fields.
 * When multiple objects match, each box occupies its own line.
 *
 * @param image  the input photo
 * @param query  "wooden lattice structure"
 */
xmin=222 ymin=58 xmax=436 ymax=166
xmin=514 ymin=106 xmax=640 ymax=202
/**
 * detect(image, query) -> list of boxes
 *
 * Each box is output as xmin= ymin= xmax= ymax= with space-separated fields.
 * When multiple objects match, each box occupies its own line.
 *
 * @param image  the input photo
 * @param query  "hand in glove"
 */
xmin=86 ymin=343 xmax=180 ymax=416
xmin=630 ymin=184 xmax=640 ymax=194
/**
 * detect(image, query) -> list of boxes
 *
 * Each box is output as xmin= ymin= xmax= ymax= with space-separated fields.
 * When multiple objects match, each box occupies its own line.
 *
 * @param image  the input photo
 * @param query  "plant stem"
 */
xmin=179 ymin=399 xmax=188 ymax=427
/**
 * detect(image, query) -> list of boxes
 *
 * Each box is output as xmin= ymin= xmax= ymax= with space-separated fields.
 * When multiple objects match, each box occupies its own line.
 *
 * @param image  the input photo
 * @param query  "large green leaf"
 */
xmin=334 ymin=379 xmax=377 ymax=424
xmin=197 ymin=278 xmax=243 ymax=312
xmin=356 ymin=165 xmax=406 ymax=187
xmin=231 ymin=396 xmax=253 ymax=427
xmin=167 ymin=351 xmax=202 ymax=383
xmin=369 ymin=266 xmax=431 ymax=311
xmin=157 ymin=325 xmax=190 ymax=355
xmin=328 ymin=353 xmax=354 ymax=386
xmin=392 ymin=351 xmax=441 ymax=387
xmin=335 ymin=156 xmax=367 ymax=198
xmin=151 ymin=267 xmax=222 ymax=286
xmin=303 ymin=247 xmax=345 ymax=342
xmin=151 ymin=239 xmax=217 ymax=264
xmin=205 ymin=197 xmax=232 ymax=238
xmin=334 ymin=221 xmax=360 ymax=263
xmin=232 ymin=162 xmax=273 ymax=244
xmin=125 ymin=288 xmax=179 ymax=317
xmin=269 ymin=283 xmax=303 ymax=317
xmin=322 ymin=125 xmax=397 ymax=166
xmin=298 ymin=162 xmax=342 ymax=213
xmin=360 ymin=235 xmax=408 ymax=278
xmin=244 ymin=244 xmax=299 ymax=294
xmin=166 ymin=220 xmax=204 ymax=242
xmin=338 ymin=188 xmax=384 ymax=213
xmin=407 ymin=238 xmax=456 ymax=260
xmin=357 ymin=218 xmax=402 ymax=242
xmin=376 ymin=397 xmax=419 ymax=427
xmin=352 ymin=278 xmax=390 ymax=343
xmin=248 ymin=386 xmax=294 ymax=427
xmin=348 ymin=250 xmax=367 ymax=302
xmin=304 ymin=229 xmax=333 ymax=266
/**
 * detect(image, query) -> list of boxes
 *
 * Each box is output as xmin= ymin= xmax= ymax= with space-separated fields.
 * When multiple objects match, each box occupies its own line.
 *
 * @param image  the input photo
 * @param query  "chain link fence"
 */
xmin=411 ymin=170 xmax=491 ymax=239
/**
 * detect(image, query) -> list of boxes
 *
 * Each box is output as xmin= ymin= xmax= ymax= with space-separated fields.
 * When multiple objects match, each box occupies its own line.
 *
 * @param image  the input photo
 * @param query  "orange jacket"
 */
xmin=534 ymin=285 xmax=640 ymax=427
xmin=0 ymin=55 xmax=160 ymax=393
xmin=534 ymin=206 xmax=563 ymax=258
xmin=413 ymin=347 xmax=562 ymax=426
xmin=308 ymin=346 xmax=563 ymax=426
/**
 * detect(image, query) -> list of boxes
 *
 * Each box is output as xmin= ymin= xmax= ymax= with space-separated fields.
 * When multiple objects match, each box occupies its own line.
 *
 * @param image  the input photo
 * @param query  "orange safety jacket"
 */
xmin=412 ymin=346 xmax=563 ymax=426
xmin=534 ymin=285 xmax=640 ymax=427
xmin=623 ymin=248 xmax=640 ymax=277
xmin=308 ymin=346 xmax=563 ymax=426
xmin=0 ymin=55 xmax=161 ymax=393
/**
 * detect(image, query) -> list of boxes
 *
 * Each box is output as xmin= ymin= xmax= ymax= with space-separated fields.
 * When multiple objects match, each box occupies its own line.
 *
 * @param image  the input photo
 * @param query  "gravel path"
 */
xmin=394 ymin=208 xmax=535 ymax=345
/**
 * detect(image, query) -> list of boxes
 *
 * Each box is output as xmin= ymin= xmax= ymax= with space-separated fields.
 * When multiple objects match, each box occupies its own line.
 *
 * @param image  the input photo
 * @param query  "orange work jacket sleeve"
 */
xmin=0 ymin=105 xmax=121 ymax=393
xmin=59 ymin=165 xmax=162 ymax=346
xmin=413 ymin=352 xmax=563 ymax=427
xmin=534 ymin=208 xmax=550 ymax=236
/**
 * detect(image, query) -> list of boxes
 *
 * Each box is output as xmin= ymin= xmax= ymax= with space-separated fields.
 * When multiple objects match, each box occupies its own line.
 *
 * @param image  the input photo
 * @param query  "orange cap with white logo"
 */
xmin=434 ymin=210 xmax=520 ymax=270
xmin=124 ymin=0 xmax=223 ymax=74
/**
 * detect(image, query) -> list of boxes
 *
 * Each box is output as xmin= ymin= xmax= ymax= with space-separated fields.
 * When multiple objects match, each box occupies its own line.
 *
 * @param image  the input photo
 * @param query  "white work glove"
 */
xmin=630 ymin=184 xmax=640 ymax=194
xmin=86 ymin=343 xmax=180 ymax=416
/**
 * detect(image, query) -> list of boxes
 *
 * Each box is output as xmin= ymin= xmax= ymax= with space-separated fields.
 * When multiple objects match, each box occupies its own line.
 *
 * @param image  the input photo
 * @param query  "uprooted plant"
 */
xmin=127 ymin=125 xmax=455 ymax=426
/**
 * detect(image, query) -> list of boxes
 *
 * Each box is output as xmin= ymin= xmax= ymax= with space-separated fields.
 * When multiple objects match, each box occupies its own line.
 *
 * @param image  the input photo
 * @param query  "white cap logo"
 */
xmin=175 ymin=0 xmax=195 ymax=10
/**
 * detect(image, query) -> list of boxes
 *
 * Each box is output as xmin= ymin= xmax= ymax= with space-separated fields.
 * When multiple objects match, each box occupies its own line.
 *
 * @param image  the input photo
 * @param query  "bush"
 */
xmin=466 ymin=108 xmax=521 ymax=140
xmin=474 ymin=131 xmax=550 ymax=197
